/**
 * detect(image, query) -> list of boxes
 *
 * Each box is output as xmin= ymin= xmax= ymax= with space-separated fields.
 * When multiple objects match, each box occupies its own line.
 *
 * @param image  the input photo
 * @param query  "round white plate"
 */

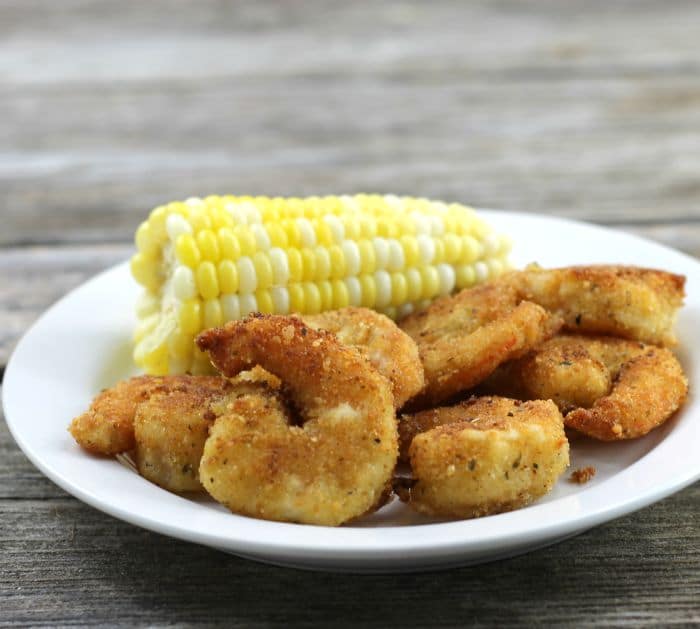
xmin=4 ymin=211 xmax=700 ymax=573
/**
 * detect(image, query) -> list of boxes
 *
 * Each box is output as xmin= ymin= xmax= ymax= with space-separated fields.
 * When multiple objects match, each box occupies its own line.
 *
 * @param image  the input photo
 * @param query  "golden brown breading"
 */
xmin=196 ymin=315 xmax=398 ymax=526
xmin=300 ymin=307 xmax=424 ymax=409
xmin=483 ymin=334 xmax=688 ymax=440
xmin=399 ymin=283 xmax=563 ymax=407
xmin=498 ymin=265 xmax=685 ymax=346
xmin=399 ymin=397 xmax=569 ymax=518
xmin=565 ymin=344 xmax=688 ymax=440
xmin=133 ymin=367 xmax=286 ymax=493
xmin=68 ymin=375 xmax=231 ymax=455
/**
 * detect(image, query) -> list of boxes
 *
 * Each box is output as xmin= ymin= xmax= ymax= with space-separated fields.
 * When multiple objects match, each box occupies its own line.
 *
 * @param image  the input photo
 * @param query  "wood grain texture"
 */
xmin=1 ymin=0 xmax=700 ymax=247
xmin=1 ymin=0 xmax=699 ymax=626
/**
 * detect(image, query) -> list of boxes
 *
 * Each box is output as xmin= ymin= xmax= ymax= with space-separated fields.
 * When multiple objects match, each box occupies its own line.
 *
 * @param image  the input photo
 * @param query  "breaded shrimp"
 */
xmin=399 ymin=283 xmax=563 ymax=407
xmin=69 ymin=375 xmax=231 ymax=455
xmin=133 ymin=367 xmax=286 ymax=492
xmin=498 ymin=265 xmax=685 ymax=346
xmin=485 ymin=334 xmax=688 ymax=440
xmin=301 ymin=307 xmax=424 ymax=408
xmin=564 ymin=342 xmax=688 ymax=440
xmin=398 ymin=397 xmax=569 ymax=518
xmin=196 ymin=315 xmax=398 ymax=526
xmin=399 ymin=397 xmax=569 ymax=518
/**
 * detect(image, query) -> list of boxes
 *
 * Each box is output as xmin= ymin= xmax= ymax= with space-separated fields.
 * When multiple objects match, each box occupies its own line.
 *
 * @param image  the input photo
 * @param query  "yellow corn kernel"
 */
xmin=287 ymin=248 xmax=303 ymax=282
xmin=420 ymin=266 xmax=440 ymax=298
xmin=331 ymin=279 xmax=349 ymax=309
xmin=390 ymin=273 xmax=408 ymax=306
xmin=253 ymin=251 xmax=273 ymax=289
xmin=217 ymin=228 xmax=241 ymax=260
xmin=196 ymin=261 xmax=219 ymax=299
xmin=130 ymin=252 xmax=160 ymax=291
xmin=302 ymin=282 xmax=322 ymax=314
xmin=359 ymin=274 xmax=377 ymax=307
xmin=288 ymin=283 xmax=305 ymax=313
xmin=358 ymin=240 xmax=376 ymax=274
xmin=175 ymin=233 xmax=201 ymax=268
xmin=203 ymin=298 xmax=223 ymax=329
xmin=318 ymin=280 xmax=333 ymax=311
xmin=196 ymin=230 xmax=220 ymax=262
xmin=178 ymin=300 xmax=201 ymax=335
xmin=168 ymin=329 xmax=195 ymax=360
xmin=217 ymin=259 xmax=239 ymax=294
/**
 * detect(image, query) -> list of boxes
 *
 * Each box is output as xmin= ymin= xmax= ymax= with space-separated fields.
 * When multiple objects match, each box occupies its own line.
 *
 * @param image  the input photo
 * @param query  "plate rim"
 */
xmin=4 ymin=209 xmax=700 ymax=568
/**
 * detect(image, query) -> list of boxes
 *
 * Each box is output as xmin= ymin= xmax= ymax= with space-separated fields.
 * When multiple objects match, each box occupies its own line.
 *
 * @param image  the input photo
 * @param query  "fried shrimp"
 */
xmin=69 ymin=375 xmax=231 ymax=455
xmin=398 ymin=397 xmax=569 ymax=518
xmin=486 ymin=334 xmax=688 ymax=440
xmin=301 ymin=307 xmax=424 ymax=408
xmin=133 ymin=367 xmax=286 ymax=492
xmin=399 ymin=283 xmax=563 ymax=407
xmin=196 ymin=315 xmax=398 ymax=526
xmin=498 ymin=265 xmax=685 ymax=346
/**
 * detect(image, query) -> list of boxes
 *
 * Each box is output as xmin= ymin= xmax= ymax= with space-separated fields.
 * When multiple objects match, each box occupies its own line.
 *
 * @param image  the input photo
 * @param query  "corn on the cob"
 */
xmin=130 ymin=194 xmax=512 ymax=374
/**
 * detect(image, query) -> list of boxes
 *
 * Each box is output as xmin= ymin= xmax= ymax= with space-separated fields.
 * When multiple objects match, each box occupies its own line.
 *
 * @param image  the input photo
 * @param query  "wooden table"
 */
xmin=2 ymin=1 xmax=698 ymax=625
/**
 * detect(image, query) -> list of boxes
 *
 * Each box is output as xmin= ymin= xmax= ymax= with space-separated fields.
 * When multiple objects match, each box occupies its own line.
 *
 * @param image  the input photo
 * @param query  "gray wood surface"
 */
xmin=1 ymin=0 xmax=699 ymax=626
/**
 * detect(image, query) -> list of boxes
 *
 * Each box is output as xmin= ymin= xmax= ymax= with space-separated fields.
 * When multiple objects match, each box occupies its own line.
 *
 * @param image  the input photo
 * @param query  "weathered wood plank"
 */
xmin=1 ymin=0 xmax=700 ymax=247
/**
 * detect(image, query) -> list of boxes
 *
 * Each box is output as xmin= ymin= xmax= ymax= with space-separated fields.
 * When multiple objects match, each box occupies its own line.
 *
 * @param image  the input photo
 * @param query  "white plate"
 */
xmin=4 ymin=211 xmax=700 ymax=573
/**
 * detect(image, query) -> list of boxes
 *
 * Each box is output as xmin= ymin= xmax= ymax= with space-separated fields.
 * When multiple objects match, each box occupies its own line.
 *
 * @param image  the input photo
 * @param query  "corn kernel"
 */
xmin=236 ymin=256 xmax=257 ymax=293
xmin=178 ymin=300 xmax=201 ymax=334
xmin=400 ymin=236 xmax=419 ymax=268
xmin=406 ymin=268 xmax=423 ymax=302
xmin=173 ymin=265 xmax=197 ymax=300
xmin=302 ymin=282 xmax=322 ymax=314
xmin=235 ymin=227 xmax=257 ymax=257
xmin=288 ymin=283 xmax=305 ymax=313
xmin=253 ymin=251 xmax=273 ymax=289
xmin=251 ymin=223 xmax=271 ymax=251
xmin=217 ymin=259 xmax=239 ymax=294
xmin=443 ymin=234 xmax=462 ymax=263
xmin=313 ymin=246 xmax=331 ymax=281
xmin=175 ymin=233 xmax=201 ymax=268
xmin=358 ymin=240 xmax=376 ymax=274
xmin=390 ymin=273 xmax=408 ymax=306
xmin=168 ymin=330 xmax=195 ymax=360
xmin=270 ymin=286 xmax=290 ymax=314
xmin=331 ymin=279 xmax=349 ymax=309
xmin=130 ymin=252 xmax=160 ymax=291
xmin=297 ymin=218 xmax=316 ymax=247
xmin=359 ymin=274 xmax=376 ymax=307
xmin=135 ymin=221 xmax=158 ymax=254
xmin=461 ymin=235 xmax=481 ymax=263
xmin=287 ymin=248 xmax=303 ymax=282
xmin=374 ymin=270 xmax=392 ymax=308
xmin=344 ymin=277 xmax=362 ymax=306
xmin=328 ymin=245 xmax=346 ymax=280
xmin=456 ymin=264 xmax=476 ymax=288
xmin=266 ymin=223 xmax=288 ymax=248
xmin=387 ymin=239 xmax=405 ymax=272
xmin=217 ymin=228 xmax=241 ymax=261
xmin=196 ymin=230 xmax=220 ymax=262
xmin=166 ymin=213 xmax=192 ymax=242
xmin=255 ymin=289 xmax=274 ymax=314
xmin=220 ymin=294 xmax=241 ymax=321
xmin=437 ymin=263 xmax=456 ymax=295
xmin=196 ymin=261 xmax=219 ymax=299
xmin=300 ymin=248 xmax=316 ymax=281
xmin=421 ymin=266 xmax=440 ymax=298
xmin=318 ymin=280 xmax=333 ymax=310
xmin=239 ymin=293 xmax=258 ymax=317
